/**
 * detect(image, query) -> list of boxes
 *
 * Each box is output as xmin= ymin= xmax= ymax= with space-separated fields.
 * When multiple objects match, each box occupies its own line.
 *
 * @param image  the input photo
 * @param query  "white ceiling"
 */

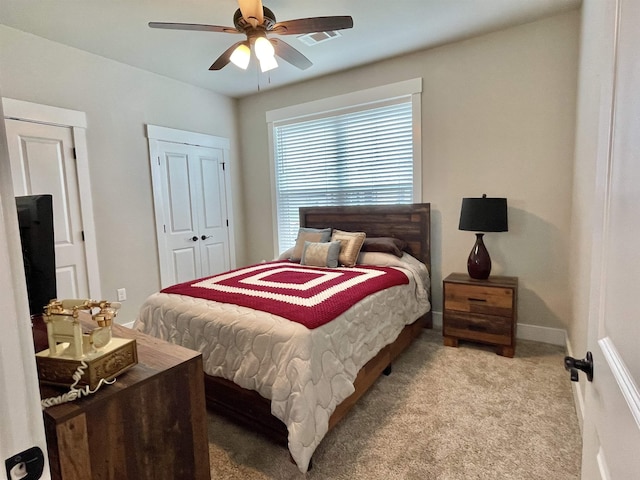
xmin=0 ymin=0 xmax=580 ymax=99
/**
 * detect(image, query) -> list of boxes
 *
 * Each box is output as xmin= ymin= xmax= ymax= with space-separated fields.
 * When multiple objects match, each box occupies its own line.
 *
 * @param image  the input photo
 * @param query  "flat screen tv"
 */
xmin=15 ymin=194 xmax=57 ymax=316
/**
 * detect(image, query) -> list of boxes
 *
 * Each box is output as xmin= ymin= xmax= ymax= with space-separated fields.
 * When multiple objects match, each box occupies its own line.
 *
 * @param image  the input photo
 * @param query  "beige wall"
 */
xmin=238 ymin=11 xmax=580 ymax=330
xmin=0 ymin=25 xmax=242 ymax=322
xmin=0 ymin=10 xmax=581 ymax=332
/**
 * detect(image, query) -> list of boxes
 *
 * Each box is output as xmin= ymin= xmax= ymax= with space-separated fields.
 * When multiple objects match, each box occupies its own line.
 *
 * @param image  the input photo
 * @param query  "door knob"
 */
xmin=190 ymin=236 xmax=199 ymax=242
xmin=201 ymin=235 xmax=212 ymax=240
xmin=564 ymin=352 xmax=593 ymax=382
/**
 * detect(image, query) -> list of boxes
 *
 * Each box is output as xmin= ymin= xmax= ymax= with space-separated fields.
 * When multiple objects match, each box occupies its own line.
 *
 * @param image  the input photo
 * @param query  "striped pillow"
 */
xmin=331 ymin=229 xmax=366 ymax=267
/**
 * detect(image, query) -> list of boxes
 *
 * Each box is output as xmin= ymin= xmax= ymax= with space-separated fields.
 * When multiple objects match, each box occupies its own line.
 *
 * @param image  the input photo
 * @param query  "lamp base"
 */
xmin=467 ymin=233 xmax=491 ymax=280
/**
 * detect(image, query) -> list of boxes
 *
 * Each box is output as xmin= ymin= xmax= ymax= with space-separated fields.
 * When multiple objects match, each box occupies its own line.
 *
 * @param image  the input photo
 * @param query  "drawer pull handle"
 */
xmin=467 ymin=297 xmax=487 ymax=302
xmin=468 ymin=325 xmax=487 ymax=332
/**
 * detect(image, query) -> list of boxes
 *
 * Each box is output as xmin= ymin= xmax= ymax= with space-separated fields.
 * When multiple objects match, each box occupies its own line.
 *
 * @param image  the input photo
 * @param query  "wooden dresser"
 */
xmin=442 ymin=272 xmax=518 ymax=357
xmin=39 ymin=323 xmax=211 ymax=480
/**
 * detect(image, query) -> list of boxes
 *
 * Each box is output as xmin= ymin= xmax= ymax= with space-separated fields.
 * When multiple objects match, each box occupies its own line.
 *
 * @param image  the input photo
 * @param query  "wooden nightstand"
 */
xmin=442 ymin=272 xmax=518 ymax=357
xmin=40 ymin=322 xmax=211 ymax=480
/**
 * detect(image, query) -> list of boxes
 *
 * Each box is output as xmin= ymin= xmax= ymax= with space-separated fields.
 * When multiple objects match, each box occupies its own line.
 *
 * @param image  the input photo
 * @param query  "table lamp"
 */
xmin=458 ymin=194 xmax=508 ymax=279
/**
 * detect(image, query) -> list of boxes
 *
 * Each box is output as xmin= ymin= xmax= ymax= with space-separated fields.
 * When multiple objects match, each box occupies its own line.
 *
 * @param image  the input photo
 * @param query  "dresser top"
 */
xmin=40 ymin=321 xmax=201 ymax=419
xmin=444 ymin=272 xmax=518 ymax=288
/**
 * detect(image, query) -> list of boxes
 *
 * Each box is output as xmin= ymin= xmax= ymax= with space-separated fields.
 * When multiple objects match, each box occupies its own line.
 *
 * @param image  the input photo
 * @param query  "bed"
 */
xmin=134 ymin=203 xmax=432 ymax=472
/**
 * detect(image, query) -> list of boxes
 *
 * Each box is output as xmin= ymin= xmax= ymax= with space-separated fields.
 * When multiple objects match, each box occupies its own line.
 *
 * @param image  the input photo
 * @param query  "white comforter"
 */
xmin=133 ymin=252 xmax=430 ymax=472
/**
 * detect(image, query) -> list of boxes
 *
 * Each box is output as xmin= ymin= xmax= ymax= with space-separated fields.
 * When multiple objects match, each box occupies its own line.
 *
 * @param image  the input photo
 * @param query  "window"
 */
xmin=268 ymin=79 xmax=422 ymax=253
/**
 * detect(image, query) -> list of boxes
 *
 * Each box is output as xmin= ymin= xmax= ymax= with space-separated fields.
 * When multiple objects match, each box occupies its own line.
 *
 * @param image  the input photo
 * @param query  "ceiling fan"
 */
xmin=149 ymin=0 xmax=354 ymax=73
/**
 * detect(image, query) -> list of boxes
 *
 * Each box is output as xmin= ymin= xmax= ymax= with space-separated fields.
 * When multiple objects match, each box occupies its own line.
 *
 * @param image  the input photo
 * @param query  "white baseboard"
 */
xmin=516 ymin=323 xmax=566 ymax=346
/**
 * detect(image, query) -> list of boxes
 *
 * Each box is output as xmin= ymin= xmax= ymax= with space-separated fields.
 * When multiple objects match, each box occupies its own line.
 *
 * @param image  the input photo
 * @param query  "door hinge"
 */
xmin=163 ymin=224 xmax=166 ymax=233
xmin=226 ymin=219 xmax=229 ymax=227
xmin=72 ymin=147 xmax=77 ymax=159
xmin=158 ymin=156 xmax=161 ymax=165
xmin=221 ymin=162 xmax=226 ymax=171
xmin=81 ymin=230 xmax=85 ymax=241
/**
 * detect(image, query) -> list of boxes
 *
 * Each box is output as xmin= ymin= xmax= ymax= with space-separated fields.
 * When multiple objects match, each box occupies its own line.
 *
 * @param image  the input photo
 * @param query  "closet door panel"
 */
xmin=158 ymin=145 xmax=202 ymax=284
xmin=196 ymin=148 xmax=230 ymax=276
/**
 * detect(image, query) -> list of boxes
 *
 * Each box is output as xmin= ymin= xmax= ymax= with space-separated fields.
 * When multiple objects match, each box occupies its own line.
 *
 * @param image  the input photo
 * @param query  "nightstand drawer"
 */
xmin=443 ymin=312 xmax=513 ymax=346
xmin=444 ymin=283 xmax=513 ymax=316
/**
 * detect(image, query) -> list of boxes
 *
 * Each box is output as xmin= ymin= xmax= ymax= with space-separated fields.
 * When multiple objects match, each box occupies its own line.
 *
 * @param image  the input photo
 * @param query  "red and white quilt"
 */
xmin=135 ymin=254 xmax=430 ymax=473
xmin=160 ymin=261 xmax=409 ymax=329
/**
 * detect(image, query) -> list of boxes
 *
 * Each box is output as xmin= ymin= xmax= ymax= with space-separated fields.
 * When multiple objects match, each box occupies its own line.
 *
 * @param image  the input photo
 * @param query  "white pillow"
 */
xmin=357 ymin=251 xmax=406 ymax=267
xmin=277 ymin=246 xmax=295 ymax=260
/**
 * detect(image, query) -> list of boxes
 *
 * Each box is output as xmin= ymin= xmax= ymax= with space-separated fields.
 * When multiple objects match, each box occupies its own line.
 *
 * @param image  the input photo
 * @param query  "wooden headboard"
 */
xmin=299 ymin=203 xmax=431 ymax=273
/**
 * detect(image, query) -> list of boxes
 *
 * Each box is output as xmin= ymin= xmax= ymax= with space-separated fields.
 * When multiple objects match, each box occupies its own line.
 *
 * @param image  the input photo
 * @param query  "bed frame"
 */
xmin=203 ymin=203 xmax=432 ymax=450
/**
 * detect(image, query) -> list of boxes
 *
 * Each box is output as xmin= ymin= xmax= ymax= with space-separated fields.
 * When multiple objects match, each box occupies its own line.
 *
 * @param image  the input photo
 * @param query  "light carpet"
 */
xmin=207 ymin=328 xmax=582 ymax=479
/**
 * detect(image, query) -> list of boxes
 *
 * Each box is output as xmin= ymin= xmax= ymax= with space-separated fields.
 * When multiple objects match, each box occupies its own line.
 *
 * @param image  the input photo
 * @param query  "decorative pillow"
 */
xmin=361 ymin=237 xmax=407 ymax=257
xmin=331 ymin=229 xmax=366 ymax=267
xmin=277 ymin=247 xmax=294 ymax=261
xmin=291 ymin=227 xmax=332 ymax=262
xmin=357 ymin=251 xmax=405 ymax=267
xmin=300 ymin=241 xmax=341 ymax=268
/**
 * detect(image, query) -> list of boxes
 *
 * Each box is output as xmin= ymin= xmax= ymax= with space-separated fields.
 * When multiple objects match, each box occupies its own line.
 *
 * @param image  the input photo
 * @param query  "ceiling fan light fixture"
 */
xmin=254 ymin=35 xmax=277 ymax=71
xmin=149 ymin=1 xmax=354 ymax=73
xmin=259 ymin=55 xmax=278 ymax=72
xmin=230 ymin=43 xmax=251 ymax=69
xmin=254 ymin=36 xmax=275 ymax=61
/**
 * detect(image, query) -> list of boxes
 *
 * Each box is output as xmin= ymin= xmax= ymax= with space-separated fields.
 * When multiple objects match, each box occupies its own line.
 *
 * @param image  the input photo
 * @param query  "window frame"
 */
xmin=267 ymin=78 xmax=423 ymax=257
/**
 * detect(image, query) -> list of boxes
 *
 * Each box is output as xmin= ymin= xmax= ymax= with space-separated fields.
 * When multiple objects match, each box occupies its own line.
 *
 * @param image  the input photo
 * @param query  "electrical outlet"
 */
xmin=116 ymin=288 xmax=127 ymax=301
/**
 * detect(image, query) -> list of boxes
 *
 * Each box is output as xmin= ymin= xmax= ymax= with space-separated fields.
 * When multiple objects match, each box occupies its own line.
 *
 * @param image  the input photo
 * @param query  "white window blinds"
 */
xmin=273 ymin=98 xmax=415 ymax=253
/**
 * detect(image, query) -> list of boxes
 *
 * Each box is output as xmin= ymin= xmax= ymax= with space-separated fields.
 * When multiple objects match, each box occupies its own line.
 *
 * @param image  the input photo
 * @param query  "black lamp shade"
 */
xmin=458 ymin=195 xmax=508 ymax=279
xmin=458 ymin=196 xmax=508 ymax=232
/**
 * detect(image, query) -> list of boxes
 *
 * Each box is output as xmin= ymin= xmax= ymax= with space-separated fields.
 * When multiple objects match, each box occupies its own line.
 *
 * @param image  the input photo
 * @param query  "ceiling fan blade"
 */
xmin=270 ymin=38 xmax=312 ymax=70
xmin=148 ymin=22 xmax=239 ymax=34
xmin=271 ymin=16 xmax=353 ymax=35
xmin=209 ymin=41 xmax=245 ymax=71
xmin=238 ymin=0 xmax=264 ymax=27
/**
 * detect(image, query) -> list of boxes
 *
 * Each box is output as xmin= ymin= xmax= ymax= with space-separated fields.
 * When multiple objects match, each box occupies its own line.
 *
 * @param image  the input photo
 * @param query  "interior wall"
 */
xmin=0 ymin=25 xmax=242 ymax=322
xmin=237 ymin=11 xmax=580 ymax=332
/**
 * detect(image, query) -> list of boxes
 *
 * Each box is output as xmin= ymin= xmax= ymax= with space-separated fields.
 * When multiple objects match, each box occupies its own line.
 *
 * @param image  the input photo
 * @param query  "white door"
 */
xmin=5 ymin=119 xmax=89 ymax=299
xmin=579 ymin=0 xmax=640 ymax=477
xmin=153 ymin=140 xmax=231 ymax=286
xmin=194 ymin=144 xmax=231 ymax=277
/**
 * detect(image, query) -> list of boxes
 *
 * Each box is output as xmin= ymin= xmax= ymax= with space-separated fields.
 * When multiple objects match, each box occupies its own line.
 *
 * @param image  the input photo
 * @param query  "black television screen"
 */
xmin=15 ymin=194 xmax=57 ymax=316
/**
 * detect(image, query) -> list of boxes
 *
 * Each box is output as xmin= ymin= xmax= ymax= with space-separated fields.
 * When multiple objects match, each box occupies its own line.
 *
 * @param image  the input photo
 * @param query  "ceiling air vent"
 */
xmin=297 ymin=30 xmax=342 ymax=46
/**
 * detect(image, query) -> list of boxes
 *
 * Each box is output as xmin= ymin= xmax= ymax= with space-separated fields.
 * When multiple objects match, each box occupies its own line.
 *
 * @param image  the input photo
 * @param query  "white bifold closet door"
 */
xmin=149 ymin=131 xmax=233 ymax=288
